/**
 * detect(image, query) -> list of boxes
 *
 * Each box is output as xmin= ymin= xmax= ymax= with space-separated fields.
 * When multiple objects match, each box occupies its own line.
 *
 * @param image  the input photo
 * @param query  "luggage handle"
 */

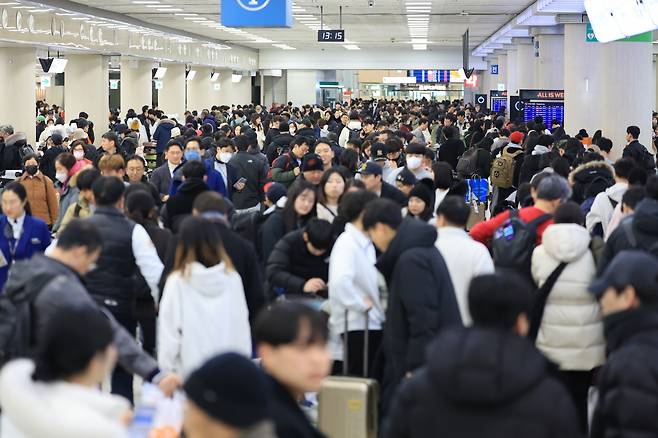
xmin=343 ymin=308 xmax=371 ymax=378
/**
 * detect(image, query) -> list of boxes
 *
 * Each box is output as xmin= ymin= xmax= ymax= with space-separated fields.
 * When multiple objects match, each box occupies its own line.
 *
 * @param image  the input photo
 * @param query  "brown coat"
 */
xmin=18 ymin=172 xmax=59 ymax=226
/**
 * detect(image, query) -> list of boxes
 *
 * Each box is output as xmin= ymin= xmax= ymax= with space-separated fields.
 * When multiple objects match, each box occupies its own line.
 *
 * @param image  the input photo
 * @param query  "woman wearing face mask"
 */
xmin=52 ymin=153 xmax=79 ymax=234
xmin=0 ymin=182 xmax=51 ymax=291
xmin=70 ymin=140 xmax=93 ymax=175
xmin=18 ymin=154 xmax=59 ymax=229
xmin=316 ymin=169 xmax=346 ymax=223
xmin=0 ymin=306 xmax=131 ymax=438
xmin=261 ymin=180 xmax=317 ymax=265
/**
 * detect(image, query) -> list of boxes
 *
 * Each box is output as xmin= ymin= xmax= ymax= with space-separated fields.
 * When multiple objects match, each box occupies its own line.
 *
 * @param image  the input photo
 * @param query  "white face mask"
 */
xmin=73 ymin=150 xmax=85 ymax=160
xmin=219 ymin=152 xmax=233 ymax=163
xmin=406 ymin=156 xmax=422 ymax=170
xmin=55 ymin=172 xmax=67 ymax=183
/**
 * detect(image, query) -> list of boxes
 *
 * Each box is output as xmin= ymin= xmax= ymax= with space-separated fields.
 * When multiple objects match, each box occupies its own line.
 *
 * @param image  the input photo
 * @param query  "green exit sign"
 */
xmin=586 ymin=23 xmax=652 ymax=43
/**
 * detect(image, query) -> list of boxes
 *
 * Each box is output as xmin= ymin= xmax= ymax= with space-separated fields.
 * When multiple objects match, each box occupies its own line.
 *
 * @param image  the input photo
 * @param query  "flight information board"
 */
xmin=519 ymin=89 xmax=564 ymax=125
xmin=523 ymin=101 xmax=564 ymax=125
xmin=492 ymin=97 xmax=507 ymax=113
xmin=490 ymin=90 xmax=507 ymax=113
xmin=408 ymin=70 xmax=451 ymax=83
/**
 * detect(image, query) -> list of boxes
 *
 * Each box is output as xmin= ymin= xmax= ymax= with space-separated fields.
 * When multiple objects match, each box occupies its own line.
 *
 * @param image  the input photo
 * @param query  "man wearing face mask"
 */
xmin=207 ymin=137 xmax=239 ymax=200
xmin=385 ymin=143 xmax=433 ymax=186
xmin=168 ymin=137 xmax=227 ymax=199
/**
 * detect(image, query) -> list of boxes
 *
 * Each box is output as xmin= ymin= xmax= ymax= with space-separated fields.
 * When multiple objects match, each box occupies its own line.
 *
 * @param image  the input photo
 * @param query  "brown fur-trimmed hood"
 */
xmin=568 ymin=160 xmax=614 ymax=186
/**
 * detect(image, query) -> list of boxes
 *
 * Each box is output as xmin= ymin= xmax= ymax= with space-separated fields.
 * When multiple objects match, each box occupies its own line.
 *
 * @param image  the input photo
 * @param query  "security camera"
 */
xmin=368 ymin=0 xmax=374 ymax=7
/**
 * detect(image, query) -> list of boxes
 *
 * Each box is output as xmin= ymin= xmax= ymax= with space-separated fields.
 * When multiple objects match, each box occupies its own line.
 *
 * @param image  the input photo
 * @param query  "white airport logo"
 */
xmin=236 ymin=0 xmax=271 ymax=12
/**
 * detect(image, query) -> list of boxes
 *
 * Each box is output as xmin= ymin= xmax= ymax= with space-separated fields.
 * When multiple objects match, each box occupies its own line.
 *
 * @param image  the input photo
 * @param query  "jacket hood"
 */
xmin=540 ymin=223 xmax=591 ymax=263
xmin=347 ymin=121 xmax=362 ymax=130
xmin=532 ymin=145 xmax=550 ymax=156
xmin=177 ymin=261 xmax=234 ymax=296
xmin=376 ymin=218 xmax=437 ymax=280
xmin=4 ymin=254 xmax=73 ymax=299
xmin=604 ymin=182 xmax=628 ymax=202
xmin=178 ymin=178 xmax=209 ymax=194
xmin=568 ymin=160 xmax=614 ymax=186
xmin=633 ymin=198 xmax=658 ymax=236
xmin=427 ymin=327 xmax=548 ymax=405
xmin=159 ymin=119 xmax=176 ymax=127
xmin=5 ymin=132 xmax=27 ymax=147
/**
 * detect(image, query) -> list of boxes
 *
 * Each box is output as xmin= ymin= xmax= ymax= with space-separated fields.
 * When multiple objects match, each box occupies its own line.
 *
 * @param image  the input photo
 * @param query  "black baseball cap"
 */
xmin=359 ymin=161 xmax=383 ymax=176
xmin=589 ymin=250 xmax=658 ymax=299
xmin=370 ymin=142 xmax=387 ymax=161
xmin=406 ymin=142 xmax=427 ymax=155
xmin=396 ymin=168 xmax=417 ymax=186
xmin=301 ymin=153 xmax=323 ymax=172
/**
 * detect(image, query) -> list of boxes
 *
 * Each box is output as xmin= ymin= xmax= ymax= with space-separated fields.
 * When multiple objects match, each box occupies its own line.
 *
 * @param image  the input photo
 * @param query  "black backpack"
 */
xmin=492 ymin=210 xmax=552 ymax=273
xmin=621 ymin=219 xmax=658 ymax=256
xmin=348 ymin=128 xmax=362 ymax=141
xmin=17 ymin=143 xmax=36 ymax=161
xmin=231 ymin=210 xmax=268 ymax=260
xmin=456 ymin=147 xmax=480 ymax=178
xmin=0 ymin=273 xmax=53 ymax=367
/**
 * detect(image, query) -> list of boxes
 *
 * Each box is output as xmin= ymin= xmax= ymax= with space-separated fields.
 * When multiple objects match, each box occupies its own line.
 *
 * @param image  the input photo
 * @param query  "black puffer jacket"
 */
xmin=591 ymin=309 xmax=658 ymax=438
xmin=568 ymin=160 xmax=615 ymax=205
xmin=1 ymin=133 xmax=25 ymax=172
xmin=376 ymin=218 xmax=461 ymax=408
xmin=385 ymin=327 xmax=581 ymax=438
xmin=266 ymin=230 xmax=329 ymax=299
xmin=599 ymin=198 xmax=658 ymax=274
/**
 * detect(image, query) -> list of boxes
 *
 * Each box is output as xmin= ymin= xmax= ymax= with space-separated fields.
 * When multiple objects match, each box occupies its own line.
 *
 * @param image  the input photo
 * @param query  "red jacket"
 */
xmin=470 ymin=206 xmax=554 ymax=247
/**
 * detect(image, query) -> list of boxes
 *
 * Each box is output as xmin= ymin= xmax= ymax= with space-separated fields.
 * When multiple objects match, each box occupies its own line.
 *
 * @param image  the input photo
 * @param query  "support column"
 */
xmin=187 ymin=67 xmax=219 ymax=112
xmin=515 ymin=39 xmax=535 ymax=91
xmin=157 ymin=63 xmax=185 ymax=118
xmin=565 ymin=23 xmax=652 ymax=159
xmin=0 ymin=47 xmax=36 ymax=145
xmin=533 ymin=31 xmax=565 ymax=90
xmin=120 ymin=59 xmax=152 ymax=115
xmin=65 ymin=55 xmax=109 ymax=136
xmin=217 ymin=70 xmax=252 ymax=105
xmin=506 ymin=47 xmax=518 ymax=95
xmin=286 ymin=70 xmax=318 ymax=107
xmin=495 ymin=52 xmax=508 ymax=91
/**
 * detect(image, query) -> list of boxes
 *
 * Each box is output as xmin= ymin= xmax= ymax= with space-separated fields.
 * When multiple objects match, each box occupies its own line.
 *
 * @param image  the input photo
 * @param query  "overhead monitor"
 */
xmin=39 ymin=58 xmax=68 ymax=74
xmin=519 ymin=89 xmax=564 ymax=126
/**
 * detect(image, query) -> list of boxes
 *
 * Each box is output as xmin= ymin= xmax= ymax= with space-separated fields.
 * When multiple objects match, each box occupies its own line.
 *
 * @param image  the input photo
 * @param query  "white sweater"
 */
xmin=158 ymin=262 xmax=252 ymax=377
xmin=328 ymin=223 xmax=385 ymax=360
xmin=531 ymin=224 xmax=605 ymax=371
xmin=0 ymin=360 xmax=129 ymax=438
xmin=435 ymin=227 xmax=494 ymax=325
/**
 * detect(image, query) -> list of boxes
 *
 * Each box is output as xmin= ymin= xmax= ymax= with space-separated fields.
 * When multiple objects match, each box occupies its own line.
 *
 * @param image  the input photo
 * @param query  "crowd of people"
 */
xmin=0 ymin=97 xmax=656 ymax=437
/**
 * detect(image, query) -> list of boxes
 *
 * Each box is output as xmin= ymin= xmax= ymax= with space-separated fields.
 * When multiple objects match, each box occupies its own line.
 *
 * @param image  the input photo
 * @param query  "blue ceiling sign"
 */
xmin=221 ymin=0 xmax=293 ymax=28
xmin=490 ymin=64 xmax=499 ymax=75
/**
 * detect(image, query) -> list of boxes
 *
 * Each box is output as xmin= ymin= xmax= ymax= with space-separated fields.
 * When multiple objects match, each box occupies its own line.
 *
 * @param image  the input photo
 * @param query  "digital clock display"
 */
xmin=317 ymin=30 xmax=345 ymax=42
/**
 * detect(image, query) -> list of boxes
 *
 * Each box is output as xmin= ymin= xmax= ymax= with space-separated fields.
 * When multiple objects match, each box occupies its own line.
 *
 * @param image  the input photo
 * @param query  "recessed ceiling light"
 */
xmin=412 ymin=44 xmax=427 ymax=50
xmin=132 ymin=1 xmax=160 ymax=3
xmin=175 ymin=13 xmax=197 ymax=16
xmin=272 ymin=43 xmax=295 ymax=50
xmin=158 ymin=7 xmax=181 ymax=11
xmin=343 ymin=44 xmax=360 ymax=50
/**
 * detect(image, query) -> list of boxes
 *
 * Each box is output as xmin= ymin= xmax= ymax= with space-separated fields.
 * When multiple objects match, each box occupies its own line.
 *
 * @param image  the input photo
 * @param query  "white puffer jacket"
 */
xmin=531 ymin=223 xmax=605 ymax=371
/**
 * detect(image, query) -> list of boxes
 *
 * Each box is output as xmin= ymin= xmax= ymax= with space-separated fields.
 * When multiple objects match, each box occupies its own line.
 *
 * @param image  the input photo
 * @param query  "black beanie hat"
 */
xmin=408 ymin=182 xmax=433 ymax=208
xmin=183 ymin=353 xmax=271 ymax=428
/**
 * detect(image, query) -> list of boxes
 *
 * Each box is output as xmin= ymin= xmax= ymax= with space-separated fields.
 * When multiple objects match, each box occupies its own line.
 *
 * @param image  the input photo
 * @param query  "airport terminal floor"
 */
xmin=2 ymin=0 xmax=658 ymax=437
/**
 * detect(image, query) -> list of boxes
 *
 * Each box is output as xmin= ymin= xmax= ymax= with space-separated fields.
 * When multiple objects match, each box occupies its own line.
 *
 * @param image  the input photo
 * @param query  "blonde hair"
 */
xmin=97 ymin=154 xmax=125 ymax=173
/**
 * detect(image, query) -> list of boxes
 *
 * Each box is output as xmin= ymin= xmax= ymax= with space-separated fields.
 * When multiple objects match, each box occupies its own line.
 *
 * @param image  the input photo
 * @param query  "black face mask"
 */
xmin=25 ymin=165 xmax=38 ymax=176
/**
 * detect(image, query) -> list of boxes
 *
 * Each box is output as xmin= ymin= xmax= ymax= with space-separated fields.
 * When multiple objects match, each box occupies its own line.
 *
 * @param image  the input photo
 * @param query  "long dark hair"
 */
xmin=282 ymin=179 xmax=317 ymax=232
xmin=33 ymin=306 xmax=114 ymax=382
xmin=318 ymin=168 xmax=346 ymax=205
xmin=3 ymin=181 xmax=32 ymax=216
xmin=125 ymin=188 xmax=156 ymax=225
xmin=174 ymin=216 xmax=233 ymax=275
